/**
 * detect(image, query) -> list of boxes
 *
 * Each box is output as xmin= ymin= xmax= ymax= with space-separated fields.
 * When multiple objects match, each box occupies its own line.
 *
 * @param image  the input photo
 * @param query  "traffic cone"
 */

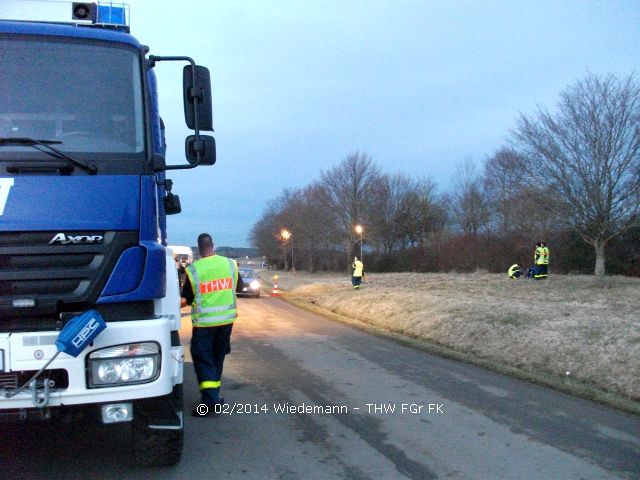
xmin=271 ymin=282 xmax=280 ymax=297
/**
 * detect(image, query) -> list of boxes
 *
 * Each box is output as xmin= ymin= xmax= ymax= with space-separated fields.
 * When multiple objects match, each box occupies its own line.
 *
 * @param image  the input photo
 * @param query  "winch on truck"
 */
xmin=0 ymin=0 xmax=216 ymax=467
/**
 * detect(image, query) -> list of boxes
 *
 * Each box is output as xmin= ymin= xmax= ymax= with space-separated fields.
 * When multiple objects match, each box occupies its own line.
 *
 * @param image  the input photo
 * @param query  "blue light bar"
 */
xmin=0 ymin=1 xmax=130 ymax=30
xmin=97 ymin=3 xmax=127 ymax=26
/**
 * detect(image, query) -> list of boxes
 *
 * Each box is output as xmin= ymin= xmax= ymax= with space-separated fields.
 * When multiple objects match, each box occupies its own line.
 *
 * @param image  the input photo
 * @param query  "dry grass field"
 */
xmin=264 ymin=271 xmax=640 ymax=403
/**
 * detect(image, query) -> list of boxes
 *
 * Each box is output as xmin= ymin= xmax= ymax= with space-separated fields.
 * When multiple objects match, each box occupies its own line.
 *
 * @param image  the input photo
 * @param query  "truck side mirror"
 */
xmin=185 ymin=135 xmax=216 ymax=166
xmin=148 ymin=56 xmax=215 ymax=171
xmin=164 ymin=193 xmax=182 ymax=215
xmin=183 ymin=65 xmax=213 ymax=131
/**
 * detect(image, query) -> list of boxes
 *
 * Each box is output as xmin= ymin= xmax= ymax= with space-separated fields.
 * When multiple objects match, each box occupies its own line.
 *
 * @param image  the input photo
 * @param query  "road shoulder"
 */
xmin=280 ymin=293 xmax=640 ymax=417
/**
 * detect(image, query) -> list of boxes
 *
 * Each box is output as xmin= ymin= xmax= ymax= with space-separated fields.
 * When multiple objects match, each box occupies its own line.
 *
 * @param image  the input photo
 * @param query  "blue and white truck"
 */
xmin=0 ymin=1 xmax=216 ymax=466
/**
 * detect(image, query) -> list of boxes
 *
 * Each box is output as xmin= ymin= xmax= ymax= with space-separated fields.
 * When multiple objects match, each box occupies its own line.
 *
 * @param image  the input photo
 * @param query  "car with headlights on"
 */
xmin=238 ymin=268 xmax=261 ymax=298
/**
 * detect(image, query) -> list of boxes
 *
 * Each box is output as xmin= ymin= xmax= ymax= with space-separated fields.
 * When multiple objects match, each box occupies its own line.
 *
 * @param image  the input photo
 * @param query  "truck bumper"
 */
xmin=0 ymin=318 xmax=183 ymax=412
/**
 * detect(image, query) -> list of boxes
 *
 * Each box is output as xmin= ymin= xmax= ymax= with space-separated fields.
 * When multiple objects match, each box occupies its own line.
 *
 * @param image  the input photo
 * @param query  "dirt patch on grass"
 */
xmin=264 ymin=271 xmax=640 ymax=405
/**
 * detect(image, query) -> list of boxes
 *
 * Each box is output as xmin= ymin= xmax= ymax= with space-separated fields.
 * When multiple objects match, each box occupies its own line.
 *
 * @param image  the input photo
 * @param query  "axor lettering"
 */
xmin=49 ymin=233 xmax=104 ymax=245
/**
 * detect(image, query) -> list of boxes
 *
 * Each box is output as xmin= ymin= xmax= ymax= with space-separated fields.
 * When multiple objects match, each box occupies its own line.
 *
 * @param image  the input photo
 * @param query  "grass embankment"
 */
xmin=263 ymin=271 xmax=640 ymax=414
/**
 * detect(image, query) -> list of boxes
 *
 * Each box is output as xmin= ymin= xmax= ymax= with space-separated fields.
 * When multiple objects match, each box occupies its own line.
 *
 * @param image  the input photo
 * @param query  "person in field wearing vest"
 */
xmin=507 ymin=263 xmax=524 ymax=279
xmin=541 ymin=241 xmax=550 ymax=277
xmin=352 ymin=256 xmax=365 ymax=289
xmin=181 ymin=233 xmax=244 ymax=416
xmin=533 ymin=241 xmax=549 ymax=279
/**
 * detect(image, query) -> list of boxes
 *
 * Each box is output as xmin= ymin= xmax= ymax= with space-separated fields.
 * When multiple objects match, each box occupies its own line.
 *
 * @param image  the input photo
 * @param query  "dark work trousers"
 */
xmin=535 ymin=264 xmax=548 ymax=278
xmin=190 ymin=323 xmax=233 ymax=405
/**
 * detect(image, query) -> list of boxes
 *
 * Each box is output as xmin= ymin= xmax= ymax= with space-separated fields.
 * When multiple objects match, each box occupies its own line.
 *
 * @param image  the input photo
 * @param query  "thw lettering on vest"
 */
xmin=200 ymin=277 xmax=233 ymax=294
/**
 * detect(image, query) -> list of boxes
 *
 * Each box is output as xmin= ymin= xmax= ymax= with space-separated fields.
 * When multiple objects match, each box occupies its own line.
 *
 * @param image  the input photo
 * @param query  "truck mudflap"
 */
xmin=138 ymin=384 xmax=183 ymax=430
xmin=0 ymin=318 xmax=183 ymax=412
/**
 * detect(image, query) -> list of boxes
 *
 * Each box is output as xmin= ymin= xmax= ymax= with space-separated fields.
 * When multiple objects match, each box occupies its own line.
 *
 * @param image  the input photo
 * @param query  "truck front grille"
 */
xmin=0 ymin=231 xmax=138 ymax=329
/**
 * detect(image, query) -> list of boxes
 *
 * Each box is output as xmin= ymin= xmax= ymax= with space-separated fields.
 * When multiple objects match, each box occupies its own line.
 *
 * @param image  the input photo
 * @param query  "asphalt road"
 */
xmin=1 ymin=295 xmax=639 ymax=479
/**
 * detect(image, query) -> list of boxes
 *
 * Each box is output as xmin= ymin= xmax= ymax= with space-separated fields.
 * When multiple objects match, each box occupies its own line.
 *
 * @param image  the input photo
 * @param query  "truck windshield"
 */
xmin=0 ymin=36 xmax=144 ymax=157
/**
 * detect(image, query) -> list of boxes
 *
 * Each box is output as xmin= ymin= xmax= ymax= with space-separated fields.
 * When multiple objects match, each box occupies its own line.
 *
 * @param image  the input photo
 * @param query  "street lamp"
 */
xmin=280 ymin=228 xmax=294 ymax=272
xmin=355 ymin=224 xmax=363 ymax=261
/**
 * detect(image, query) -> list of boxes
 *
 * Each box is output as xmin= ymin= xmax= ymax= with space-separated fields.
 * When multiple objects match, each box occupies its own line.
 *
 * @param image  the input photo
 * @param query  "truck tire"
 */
xmin=132 ymin=415 xmax=183 ymax=467
xmin=132 ymin=388 xmax=184 ymax=467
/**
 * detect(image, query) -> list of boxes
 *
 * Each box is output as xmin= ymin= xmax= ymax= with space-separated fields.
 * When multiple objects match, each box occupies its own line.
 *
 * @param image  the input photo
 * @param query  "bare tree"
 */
xmin=249 ymin=199 xmax=286 ymax=266
xmin=368 ymin=173 xmax=446 ymax=256
xmin=513 ymin=73 xmax=640 ymax=276
xmin=416 ymin=179 xmax=448 ymax=242
xmin=396 ymin=177 xmax=445 ymax=248
xmin=284 ymin=184 xmax=341 ymax=272
xmin=483 ymin=147 xmax=528 ymax=232
xmin=319 ymin=151 xmax=381 ymax=262
xmin=450 ymin=159 xmax=490 ymax=234
xmin=368 ymin=173 xmax=415 ymax=254
xmin=483 ymin=147 xmax=561 ymax=241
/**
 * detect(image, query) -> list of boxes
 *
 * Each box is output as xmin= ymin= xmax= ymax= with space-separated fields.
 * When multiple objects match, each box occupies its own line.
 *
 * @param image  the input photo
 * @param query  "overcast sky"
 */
xmin=128 ymin=0 xmax=639 ymax=247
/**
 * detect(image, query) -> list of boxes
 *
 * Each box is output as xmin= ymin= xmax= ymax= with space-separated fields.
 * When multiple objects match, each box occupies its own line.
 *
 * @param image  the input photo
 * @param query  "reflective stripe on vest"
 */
xmin=187 ymin=256 xmax=238 ymax=327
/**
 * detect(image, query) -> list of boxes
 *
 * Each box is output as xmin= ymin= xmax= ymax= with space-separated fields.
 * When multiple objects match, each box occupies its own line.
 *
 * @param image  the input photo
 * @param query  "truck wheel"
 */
xmin=132 ymin=415 xmax=183 ymax=467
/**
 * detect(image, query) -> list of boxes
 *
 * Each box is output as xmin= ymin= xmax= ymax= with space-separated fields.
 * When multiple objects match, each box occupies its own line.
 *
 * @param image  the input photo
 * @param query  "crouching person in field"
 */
xmin=508 ymin=263 xmax=525 ymax=279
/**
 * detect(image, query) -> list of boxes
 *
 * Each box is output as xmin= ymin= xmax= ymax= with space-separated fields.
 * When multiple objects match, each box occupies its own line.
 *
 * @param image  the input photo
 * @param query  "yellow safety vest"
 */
xmin=352 ymin=260 xmax=364 ymax=277
xmin=542 ymin=246 xmax=550 ymax=265
xmin=535 ymin=247 xmax=545 ymax=265
xmin=507 ymin=264 xmax=520 ymax=278
xmin=186 ymin=255 xmax=238 ymax=327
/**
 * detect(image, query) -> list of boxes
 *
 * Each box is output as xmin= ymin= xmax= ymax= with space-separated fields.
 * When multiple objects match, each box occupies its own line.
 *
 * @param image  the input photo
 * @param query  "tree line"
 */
xmin=250 ymin=73 xmax=640 ymax=277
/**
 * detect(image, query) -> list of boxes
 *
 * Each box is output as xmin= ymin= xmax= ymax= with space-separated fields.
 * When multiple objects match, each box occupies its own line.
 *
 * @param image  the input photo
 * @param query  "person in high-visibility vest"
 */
xmin=507 ymin=263 xmax=524 ymax=279
xmin=541 ymin=241 xmax=550 ymax=277
xmin=533 ymin=241 xmax=548 ymax=279
xmin=351 ymin=256 xmax=365 ymax=289
xmin=181 ymin=233 xmax=244 ymax=416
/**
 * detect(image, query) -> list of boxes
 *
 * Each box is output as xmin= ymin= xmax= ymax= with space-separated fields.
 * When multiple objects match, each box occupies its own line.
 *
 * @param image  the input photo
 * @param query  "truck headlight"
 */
xmin=88 ymin=342 xmax=160 ymax=388
xmin=250 ymin=280 xmax=260 ymax=290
